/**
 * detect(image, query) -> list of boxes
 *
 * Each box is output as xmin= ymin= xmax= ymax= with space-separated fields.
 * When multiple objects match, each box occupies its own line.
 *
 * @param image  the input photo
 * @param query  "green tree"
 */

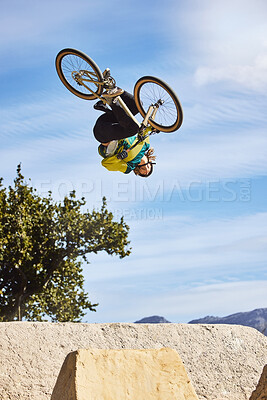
xmin=0 ymin=165 xmax=131 ymax=322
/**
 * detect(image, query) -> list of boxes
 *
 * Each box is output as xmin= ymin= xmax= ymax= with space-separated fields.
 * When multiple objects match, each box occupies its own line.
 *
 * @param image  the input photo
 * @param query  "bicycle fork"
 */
xmin=73 ymin=70 xmax=162 ymax=131
xmin=142 ymin=99 xmax=163 ymax=126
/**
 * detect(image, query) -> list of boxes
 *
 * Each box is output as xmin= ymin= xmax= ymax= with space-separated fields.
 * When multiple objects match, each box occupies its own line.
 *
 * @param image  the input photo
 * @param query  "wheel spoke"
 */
xmin=56 ymin=50 xmax=103 ymax=99
xmin=61 ymin=54 xmax=99 ymax=95
xmin=139 ymin=82 xmax=179 ymax=128
xmin=134 ymin=76 xmax=183 ymax=132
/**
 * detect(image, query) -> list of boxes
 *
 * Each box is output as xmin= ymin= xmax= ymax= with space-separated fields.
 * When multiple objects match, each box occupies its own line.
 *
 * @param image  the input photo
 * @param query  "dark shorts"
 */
xmin=93 ymin=91 xmax=139 ymax=143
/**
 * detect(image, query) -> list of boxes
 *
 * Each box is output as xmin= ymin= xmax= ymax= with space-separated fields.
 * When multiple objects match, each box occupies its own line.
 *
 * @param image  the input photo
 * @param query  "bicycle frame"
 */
xmin=72 ymin=70 xmax=106 ymax=91
xmin=73 ymin=69 xmax=160 ymax=135
xmin=117 ymin=97 xmax=161 ymax=137
xmin=117 ymin=96 xmax=161 ymax=139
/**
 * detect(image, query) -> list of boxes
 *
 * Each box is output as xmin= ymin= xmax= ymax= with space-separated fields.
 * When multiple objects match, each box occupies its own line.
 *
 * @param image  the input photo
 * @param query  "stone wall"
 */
xmin=0 ymin=322 xmax=266 ymax=400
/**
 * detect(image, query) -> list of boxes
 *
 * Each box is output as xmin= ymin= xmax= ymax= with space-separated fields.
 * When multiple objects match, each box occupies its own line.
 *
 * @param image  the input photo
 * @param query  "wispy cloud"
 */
xmin=195 ymin=56 xmax=267 ymax=91
xmin=83 ymin=211 xmax=267 ymax=322
xmin=0 ymin=1 xmax=101 ymax=49
xmin=2 ymin=88 xmax=266 ymax=193
xmin=85 ymin=212 xmax=267 ymax=282
xmin=0 ymin=90 xmax=98 ymax=177
xmin=153 ymin=127 xmax=267 ymax=186
xmin=0 ymin=0 xmax=168 ymax=76
xmin=131 ymin=280 xmax=267 ymax=323
xmin=169 ymin=0 xmax=267 ymax=91
xmin=1 ymin=0 xmax=266 ymax=324
xmin=86 ymin=279 xmax=267 ymax=323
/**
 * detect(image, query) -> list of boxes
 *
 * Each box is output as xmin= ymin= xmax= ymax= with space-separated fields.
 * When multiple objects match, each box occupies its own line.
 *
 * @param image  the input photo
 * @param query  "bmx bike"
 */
xmin=55 ymin=48 xmax=183 ymax=138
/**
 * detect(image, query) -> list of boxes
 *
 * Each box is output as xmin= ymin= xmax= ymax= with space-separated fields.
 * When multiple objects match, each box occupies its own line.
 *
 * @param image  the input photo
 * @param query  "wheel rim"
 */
xmin=59 ymin=53 xmax=102 ymax=97
xmin=138 ymin=81 xmax=179 ymax=130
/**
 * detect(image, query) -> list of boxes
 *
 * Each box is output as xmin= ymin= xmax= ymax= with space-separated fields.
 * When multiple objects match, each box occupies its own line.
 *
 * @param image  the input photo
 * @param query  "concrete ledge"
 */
xmin=0 ymin=322 xmax=266 ymax=400
xmin=51 ymin=348 xmax=199 ymax=400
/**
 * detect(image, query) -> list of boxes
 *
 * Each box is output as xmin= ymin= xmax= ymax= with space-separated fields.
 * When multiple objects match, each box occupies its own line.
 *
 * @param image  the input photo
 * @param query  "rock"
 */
xmin=135 ymin=315 xmax=171 ymax=323
xmin=51 ymin=348 xmax=199 ymax=400
xmin=0 ymin=322 xmax=266 ymax=400
xmin=189 ymin=308 xmax=267 ymax=336
xmin=249 ymin=364 xmax=267 ymax=400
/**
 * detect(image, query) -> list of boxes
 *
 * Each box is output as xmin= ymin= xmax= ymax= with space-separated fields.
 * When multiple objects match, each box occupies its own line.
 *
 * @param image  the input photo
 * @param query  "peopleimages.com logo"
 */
xmin=34 ymin=178 xmax=251 ymax=203
xmin=112 ymin=208 xmax=163 ymax=221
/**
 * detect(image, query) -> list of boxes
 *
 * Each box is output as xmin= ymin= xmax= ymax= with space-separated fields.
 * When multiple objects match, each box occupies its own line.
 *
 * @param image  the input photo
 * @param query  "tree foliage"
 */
xmin=0 ymin=165 xmax=131 ymax=322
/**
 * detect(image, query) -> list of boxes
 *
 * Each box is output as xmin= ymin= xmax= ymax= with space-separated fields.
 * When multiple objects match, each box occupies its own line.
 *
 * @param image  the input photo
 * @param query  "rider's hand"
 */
xmin=117 ymin=149 xmax=128 ymax=160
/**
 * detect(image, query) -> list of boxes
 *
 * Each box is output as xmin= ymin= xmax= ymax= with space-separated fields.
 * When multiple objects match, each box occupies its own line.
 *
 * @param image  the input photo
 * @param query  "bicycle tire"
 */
xmin=134 ymin=76 xmax=183 ymax=132
xmin=55 ymin=48 xmax=104 ymax=100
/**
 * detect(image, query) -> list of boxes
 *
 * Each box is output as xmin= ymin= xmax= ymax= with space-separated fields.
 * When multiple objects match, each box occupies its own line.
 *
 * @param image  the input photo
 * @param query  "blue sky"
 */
xmin=0 ymin=0 xmax=266 ymax=323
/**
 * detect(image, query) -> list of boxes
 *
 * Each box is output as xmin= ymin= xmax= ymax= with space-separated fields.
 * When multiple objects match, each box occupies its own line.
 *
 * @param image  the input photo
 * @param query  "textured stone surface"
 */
xmin=0 ymin=322 xmax=266 ymax=400
xmin=249 ymin=364 xmax=267 ymax=400
xmin=51 ymin=348 xmax=199 ymax=400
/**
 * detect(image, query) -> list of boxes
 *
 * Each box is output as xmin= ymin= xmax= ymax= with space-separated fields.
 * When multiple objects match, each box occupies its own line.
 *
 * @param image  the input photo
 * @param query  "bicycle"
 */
xmin=55 ymin=48 xmax=183 ymax=144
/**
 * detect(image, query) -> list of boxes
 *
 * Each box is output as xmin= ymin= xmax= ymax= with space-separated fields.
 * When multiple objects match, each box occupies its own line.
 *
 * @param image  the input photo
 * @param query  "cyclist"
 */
xmin=93 ymin=87 xmax=156 ymax=177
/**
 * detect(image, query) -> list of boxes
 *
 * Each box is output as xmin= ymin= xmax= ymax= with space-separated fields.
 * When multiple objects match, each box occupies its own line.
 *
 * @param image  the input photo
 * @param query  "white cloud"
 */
xmin=3 ymin=91 xmax=266 ymax=191
xmin=195 ymin=53 xmax=267 ymax=91
xmin=0 ymin=90 xmax=98 ymax=178
xmin=168 ymin=0 xmax=267 ymax=91
xmin=180 ymin=0 xmax=267 ymax=60
xmin=86 ymin=279 xmax=267 ymax=323
xmin=1 ymin=0 xmax=266 ymax=325
xmin=0 ymin=0 xmax=101 ymax=49
xmin=134 ymin=280 xmax=267 ymax=323
xmin=153 ymin=127 xmax=267 ymax=185
xmin=85 ymin=212 xmax=267 ymax=283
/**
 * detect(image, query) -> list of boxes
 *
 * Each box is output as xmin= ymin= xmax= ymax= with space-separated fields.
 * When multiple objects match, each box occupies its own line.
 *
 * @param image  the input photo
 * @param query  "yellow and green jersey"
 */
xmin=98 ymin=135 xmax=150 ymax=174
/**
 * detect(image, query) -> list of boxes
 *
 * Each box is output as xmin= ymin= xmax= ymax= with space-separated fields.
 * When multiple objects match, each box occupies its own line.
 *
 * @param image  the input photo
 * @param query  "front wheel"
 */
xmin=55 ymin=48 xmax=104 ymax=100
xmin=134 ymin=76 xmax=183 ymax=132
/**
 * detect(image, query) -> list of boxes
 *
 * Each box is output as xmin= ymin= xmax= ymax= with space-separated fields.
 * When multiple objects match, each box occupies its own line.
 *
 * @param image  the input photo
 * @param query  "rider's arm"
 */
xmin=98 ymin=144 xmax=107 ymax=158
xmin=98 ymin=144 xmax=130 ymax=173
xmin=101 ymin=155 xmax=130 ymax=174
xmin=98 ymin=137 xmax=150 ymax=174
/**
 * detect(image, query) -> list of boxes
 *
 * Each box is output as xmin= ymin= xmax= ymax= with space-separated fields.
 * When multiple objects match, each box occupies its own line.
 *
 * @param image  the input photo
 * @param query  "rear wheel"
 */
xmin=134 ymin=76 xmax=183 ymax=132
xmin=55 ymin=48 xmax=104 ymax=100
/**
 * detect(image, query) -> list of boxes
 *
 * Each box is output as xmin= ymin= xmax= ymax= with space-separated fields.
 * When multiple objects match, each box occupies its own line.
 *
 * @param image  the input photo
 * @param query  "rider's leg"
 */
xmin=93 ymin=100 xmax=112 ymax=113
xmin=94 ymin=90 xmax=139 ymax=116
xmin=109 ymin=91 xmax=139 ymax=133
xmin=93 ymin=112 xmax=130 ymax=143
xmin=93 ymin=91 xmax=139 ymax=143
xmin=119 ymin=91 xmax=139 ymax=116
